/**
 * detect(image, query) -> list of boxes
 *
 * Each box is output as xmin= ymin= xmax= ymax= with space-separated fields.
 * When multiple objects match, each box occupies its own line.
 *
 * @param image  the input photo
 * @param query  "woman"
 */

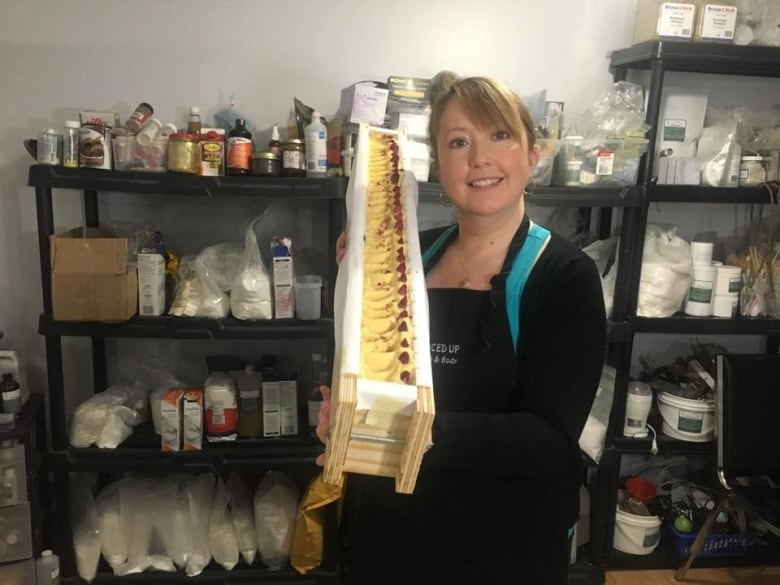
xmin=320 ymin=75 xmax=606 ymax=584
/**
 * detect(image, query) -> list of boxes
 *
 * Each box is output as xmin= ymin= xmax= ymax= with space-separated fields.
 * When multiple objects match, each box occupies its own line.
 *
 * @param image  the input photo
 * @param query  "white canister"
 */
xmin=690 ymin=241 xmax=714 ymax=266
xmin=712 ymin=294 xmax=738 ymax=318
xmin=713 ymin=265 xmax=741 ymax=298
xmin=624 ymin=381 xmax=653 ymax=437
xmin=684 ymin=264 xmax=716 ymax=317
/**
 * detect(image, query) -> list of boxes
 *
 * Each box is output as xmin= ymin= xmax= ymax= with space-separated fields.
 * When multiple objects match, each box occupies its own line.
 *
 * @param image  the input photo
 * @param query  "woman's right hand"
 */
xmin=315 ymin=385 xmax=331 ymax=466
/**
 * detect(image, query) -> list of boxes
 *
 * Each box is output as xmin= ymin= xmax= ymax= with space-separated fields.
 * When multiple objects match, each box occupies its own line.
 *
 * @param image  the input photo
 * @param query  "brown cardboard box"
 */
xmin=50 ymin=227 xmax=138 ymax=322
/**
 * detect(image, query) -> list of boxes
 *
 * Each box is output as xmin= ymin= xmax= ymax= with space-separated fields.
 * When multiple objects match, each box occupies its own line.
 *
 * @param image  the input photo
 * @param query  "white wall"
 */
xmin=1 ymin=0 xmax=778 ymax=407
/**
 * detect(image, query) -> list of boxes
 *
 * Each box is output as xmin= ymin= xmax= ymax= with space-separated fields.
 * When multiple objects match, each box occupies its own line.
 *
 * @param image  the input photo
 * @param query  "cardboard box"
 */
xmin=386 ymin=76 xmax=431 ymax=106
xmin=271 ymin=237 xmax=294 ymax=319
xmin=137 ymin=252 xmax=165 ymax=316
xmin=50 ymin=227 xmax=137 ymax=321
xmin=339 ymin=82 xmax=389 ymax=126
xmin=183 ymin=389 xmax=203 ymax=451
xmin=161 ymin=388 xmax=184 ymax=452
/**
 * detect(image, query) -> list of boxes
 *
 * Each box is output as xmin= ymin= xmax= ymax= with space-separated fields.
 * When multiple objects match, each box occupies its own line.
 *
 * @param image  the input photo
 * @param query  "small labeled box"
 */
xmin=262 ymin=377 xmax=281 ymax=438
xmin=279 ymin=377 xmax=298 ymax=436
xmin=271 ymin=237 xmax=295 ymax=319
xmin=633 ymin=1 xmax=698 ymax=44
xmin=339 ymin=82 xmax=389 ymax=126
xmin=137 ymin=252 xmax=166 ymax=317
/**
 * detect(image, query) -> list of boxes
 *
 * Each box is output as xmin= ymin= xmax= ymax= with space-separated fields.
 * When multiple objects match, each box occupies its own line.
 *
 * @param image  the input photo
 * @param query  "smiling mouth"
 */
xmin=469 ymin=177 xmax=503 ymax=188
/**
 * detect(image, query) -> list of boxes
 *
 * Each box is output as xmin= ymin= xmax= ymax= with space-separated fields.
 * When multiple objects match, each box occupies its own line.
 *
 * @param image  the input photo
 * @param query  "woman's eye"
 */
xmin=493 ymin=129 xmax=511 ymax=140
xmin=448 ymin=137 xmax=468 ymax=149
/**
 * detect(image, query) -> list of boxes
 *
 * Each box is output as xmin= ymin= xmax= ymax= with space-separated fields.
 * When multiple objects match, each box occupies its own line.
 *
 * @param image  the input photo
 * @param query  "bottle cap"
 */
xmin=271 ymin=125 xmax=280 ymax=141
xmin=311 ymin=111 xmax=321 ymax=121
xmin=64 ymin=120 xmax=80 ymax=129
xmin=42 ymin=550 xmax=52 ymax=557
xmin=189 ymin=106 xmax=200 ymax=115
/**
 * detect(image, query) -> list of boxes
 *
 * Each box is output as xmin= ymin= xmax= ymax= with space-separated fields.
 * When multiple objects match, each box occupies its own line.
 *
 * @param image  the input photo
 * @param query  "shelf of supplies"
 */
xmin=646 ymin=185 xmax=780 ymax=204
xmin=28 ymin=164 xmax=347 ymax=199
xmin=417 ymin=182 xmax=644 ymax=207
xmin=71 ymin=559 xmax=339 ymax=585
xmin=613 ymin=434 xmax=716 ymax=456
xmin=630 ymin=314 xmax=780 ymax=335
xmin=610 ymin=41 xmax=780 ymax=78
xmin=38 ymin=314 xmax=334 ymax=340
xmin=49 ymin=424 xmax=324 ymax=472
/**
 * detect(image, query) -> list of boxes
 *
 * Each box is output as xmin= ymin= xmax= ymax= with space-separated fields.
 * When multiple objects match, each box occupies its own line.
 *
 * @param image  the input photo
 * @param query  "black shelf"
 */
xmin=630 ymin=314 xmax=780 ymax=335
xmin=49 ymin=423 xmax=324 ymax=472
xmin=28 ymin=164 xmax=347 ymax=199
xmin=646 ymin=185 xmax=780 ymax=204
xmin=613 ymin=434 xmax=715 ymax=456
xmin=417 ymin=181 xmax=643 ymax=207
xmin=607 ymin=320 xmax=630 ymax=343
xmin=38 ymin=314 xmax=334 ymax=340
xmin=610 ymin=41 xmax=780 ymax=78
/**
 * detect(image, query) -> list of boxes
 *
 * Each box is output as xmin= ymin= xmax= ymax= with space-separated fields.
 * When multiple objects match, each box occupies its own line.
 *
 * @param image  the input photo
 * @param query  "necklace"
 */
xmin=454 ymin=239 xmax=472 ymax=289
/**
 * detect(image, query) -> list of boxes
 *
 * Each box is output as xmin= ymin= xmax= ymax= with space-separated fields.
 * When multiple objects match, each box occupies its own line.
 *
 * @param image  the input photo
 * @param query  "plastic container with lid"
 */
xmin=36 ymin=129 xmax=61 ymax=165
xmin=35 ymin=549 xmax=60 ymax=585
xmin=251 ymin=151 xmax=281 ymax=177
xmin=281 ymin=139 xmax=306 ymax=177
xmin=62 ymin=121 xmax=80 ymax=168
xmin=168 ymin=133 xmax=200 ymax=174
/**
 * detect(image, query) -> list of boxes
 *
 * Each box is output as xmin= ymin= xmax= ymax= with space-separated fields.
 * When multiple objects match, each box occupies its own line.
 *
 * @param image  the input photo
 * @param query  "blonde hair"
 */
xmin=428 ymin=75 xmax=537 ymax=166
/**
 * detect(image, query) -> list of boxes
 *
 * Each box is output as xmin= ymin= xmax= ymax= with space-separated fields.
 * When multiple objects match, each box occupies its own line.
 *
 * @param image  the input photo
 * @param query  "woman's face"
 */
xmin=434 ymin=97 xmax=539 ymax=219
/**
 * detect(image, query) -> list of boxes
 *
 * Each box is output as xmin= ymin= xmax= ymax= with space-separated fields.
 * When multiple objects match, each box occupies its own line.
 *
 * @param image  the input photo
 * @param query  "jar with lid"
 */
xmin=281 ymin=139 xmax=306 ymax=177
xmin=63 ymin=121 xmax=80 ymax=168
xmin=37 ymin=129 xmax=62 ymax=165
xmin=168 ymin=133 xmax=200 ymax=174
xmin=251 ymin=151 xmax=281 ymax=177
xmin=125 ymin=102 xmax=154 ymax=133
xmin=739 ymin=155 xmax=767 ymax=186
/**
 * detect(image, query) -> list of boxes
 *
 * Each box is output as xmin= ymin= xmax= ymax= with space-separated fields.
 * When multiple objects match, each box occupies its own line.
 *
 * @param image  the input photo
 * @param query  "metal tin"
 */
xmin=168 ymin=132 xmax=200 ymax=174
xmin=251 ymin=151 xmax=281 ymax=177
xmin=281 ymin=139 xmax=306 ymax=177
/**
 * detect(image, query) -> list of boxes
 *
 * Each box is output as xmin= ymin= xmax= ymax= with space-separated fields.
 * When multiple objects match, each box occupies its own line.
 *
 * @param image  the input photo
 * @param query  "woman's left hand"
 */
xmin=315 ymin=385 xmax=331 ymax=466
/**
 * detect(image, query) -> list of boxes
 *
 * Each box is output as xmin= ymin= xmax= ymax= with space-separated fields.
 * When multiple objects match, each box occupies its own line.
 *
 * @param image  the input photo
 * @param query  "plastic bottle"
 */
xmin=187 ymin=106 xmax=202 ymax=137
xmin=623 ymin=381 xmax=652 ymax=437
xmin=227 ymin=118 xmax=253 ymax=175
xmin=36 ymin=549 xmax=60 ymax=585
xmin=63 ymin=121 xmax=80 ymax=168
xmin=0 ymin=373 xmax=21 ymax=414
xmin=269 ymin=124 xmax=282 ymax=157
xmin=305 ymin=111 xmax=327 ymax=178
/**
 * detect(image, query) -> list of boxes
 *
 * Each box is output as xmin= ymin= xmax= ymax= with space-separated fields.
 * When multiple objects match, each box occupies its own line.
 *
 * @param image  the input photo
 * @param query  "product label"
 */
xmin=663 ymin=119 xmax=687 ymax=142
xmin=700 ymin=5 xmax=737 ymax=40
xmin=239 ymin=389 xmax=260 ymax=410
xmin=306 ymin=129 xmax=328 ymax=173
xmin=227 ymin=137 xmax=252 ymax=170
xmin=262 ymin=381 xmax=281 ymax=437
xmin=688 ymin=281 xmax=713 ymax=303
xmin=596 ymin=151 xmax=615 ymax=176
xmin=201 ymin=140 xmax=224 ymax=176
xmin=678 ymin=409 xmax=704 ymax=433
xmin=308 ymin=399 xmax=321 ymax=427
xmin=626 ymin=418 xmax=644 ymax=429
xmin=642 ymin=528 xmax=661 ymax=548
xmin=657 ymin=3 xmax=695 ymax=38
xmin=728 ymin=276 xmax=741 ymax=294
xmin=283 ymin=149 xmax=305 ymax=171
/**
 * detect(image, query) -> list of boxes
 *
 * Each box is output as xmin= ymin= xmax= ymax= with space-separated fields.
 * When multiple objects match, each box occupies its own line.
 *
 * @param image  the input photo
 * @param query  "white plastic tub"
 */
xmin=658 ymin=391 xmax=715 ymax=442
xmin=613 ymin=507 xmax=662 ymax=555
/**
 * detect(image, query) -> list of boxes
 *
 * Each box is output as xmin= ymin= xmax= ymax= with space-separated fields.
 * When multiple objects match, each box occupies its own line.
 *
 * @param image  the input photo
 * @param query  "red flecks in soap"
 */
xmin=399 ymin=352 xmax=410 ymax=365
xmin=398 ymin=321 xmax=408 ymax=332
xmin=400 ymin=371 xmax=411 ymax=384
xmin=398 ymin=284 xmax=408 ymax=296
xmin=401 ymin=338 xmax=410 ymax=348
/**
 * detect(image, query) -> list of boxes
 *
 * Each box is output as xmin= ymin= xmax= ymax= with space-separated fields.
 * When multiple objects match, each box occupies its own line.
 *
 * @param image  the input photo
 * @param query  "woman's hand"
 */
xmin=315 ymin=385 xmax=331 ymax=466
xmin=336 ymin=231 xmax=347 ymax=265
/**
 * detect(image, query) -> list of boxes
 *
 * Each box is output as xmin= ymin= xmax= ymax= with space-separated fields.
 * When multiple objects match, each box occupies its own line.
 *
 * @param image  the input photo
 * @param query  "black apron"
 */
xmin=342 ymin=287 xmax=570 ymax=584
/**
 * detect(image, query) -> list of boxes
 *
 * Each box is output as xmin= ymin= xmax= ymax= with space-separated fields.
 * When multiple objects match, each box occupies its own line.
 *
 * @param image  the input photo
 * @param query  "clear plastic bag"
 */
xmin=70 ymin=387 xmax=142 ymax=449
xmin=637 ymin=225 xmax=694 ymax=318
xmin=96 ymin=481 xmax=127 ymax=570
xmin=72 ymin=478 xmax=101 ymax=583
xmin=169 ymin=245 xmax=242 ymax=318
xmin=568 ymin=81 xmax=649 ymax=140
xmin=578 ymin=365 xmax=616 ymax=464
xmin=158 ymin=474 xmax=194 ymax=569
xmin=209 ymin=476 xmax=240 ymax=570
xmin=226 ymin=473 xmax=257 ymax=566
xmin=186 ymin=474 xmax=216 ymax=577
xmin=232 ymin=216 xmax=273 ymax=320
xmin=254 ymin=471 xmax=301 ymax=570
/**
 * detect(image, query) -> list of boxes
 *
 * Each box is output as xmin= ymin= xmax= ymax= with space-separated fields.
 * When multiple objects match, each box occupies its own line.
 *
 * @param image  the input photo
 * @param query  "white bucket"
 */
xmin=713 ymin=265 xmax=742 ymax=298
xmin=712 ymin=294 xmax=738 ymax=318
xmin=658 ymin=391 xmax=715 ymax=442
xmin=613 ymin=507 xmax=662 ymax=555
xmin=684 ymin=264 xmax=716 ymax=317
